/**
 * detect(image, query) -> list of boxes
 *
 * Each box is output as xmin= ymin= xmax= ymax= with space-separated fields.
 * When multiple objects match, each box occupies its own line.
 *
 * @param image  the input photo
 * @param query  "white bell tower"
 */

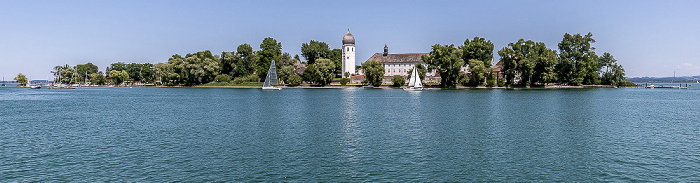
xmin=342 ymin=29 xmax=355 ymax=78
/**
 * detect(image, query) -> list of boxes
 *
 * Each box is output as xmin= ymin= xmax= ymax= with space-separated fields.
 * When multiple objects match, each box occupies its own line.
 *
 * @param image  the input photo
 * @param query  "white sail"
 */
xmin=414 ymin=69 xmax=422 ymax=88
xmin=408 ymin=68 xmax=416 ymax=87
xmin=262 ymin=60 xmax=281 ymax=90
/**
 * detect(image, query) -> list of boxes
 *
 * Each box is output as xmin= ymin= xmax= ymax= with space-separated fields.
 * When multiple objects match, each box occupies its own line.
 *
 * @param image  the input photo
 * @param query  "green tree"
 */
xmin=460 ymin=36 xmax=494 ymax=68
xmin=557 ymin=32 xmax=599 ymax=85
xmin=109 ymin=70 xmax=129 ymax=85
xmin=90 ymin=72 xmax=107 ymax=85
xmin=467 ymin=59 xmax=487 ymax=86
xmin=258 ymin=37 xmax=282 ymax=80
xmin=422 ymin=44 xmax=463 ymax=87
xmin=300 ymin=40 xmax=330 ymax=65
xmin=329 ymin=48 xmax=342 ymax=76
xmin=14 ymin=73 xmax=28 ymax=85
xmin=278 ymin=65 xmax=296 ymax=84
xmin=51 ymin=64 xmax=71 ymax=83
xmin=308 ymin=58 xmax=336 ymax=85
xmin=286 ymin=74 xmax=302 ymax=86
xmin=599 ymin=52 xmax=627 ymax=85
xmin=235 ymin=43 xmax=258 ymax=77
xmin=220 ymin=51 xmax=238 ymax=76
xmin=362 ymin=60 xmax=385 ymax=86
xmin=498 ymin=39 xmax=558 ymax=86
xmin=75 ymin=62 xmax=99 ymax=82
xmin=60 ymin=68 xmax=76 ymax=84
xmin=391 ymin=75 xmax=405 ymax=87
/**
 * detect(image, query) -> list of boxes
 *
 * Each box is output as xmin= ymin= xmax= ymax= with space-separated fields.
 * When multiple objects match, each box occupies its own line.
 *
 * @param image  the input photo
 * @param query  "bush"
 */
xmin=391 ymin=75 xmax=404 ymax=87
xmin=286 ymin=75 xmax=302 ymax=86
xmin=339 ymin=78 xmax=349 ymax=86
xmin=214 ymin=74 xmax=231 ymax=83
xmin=497 ymin=78 xmax=505 ymax=87
xmin=232 ymin=74 xmax=259 ymax=84
xmin=460 ymin=77 xmax=469 ymax=86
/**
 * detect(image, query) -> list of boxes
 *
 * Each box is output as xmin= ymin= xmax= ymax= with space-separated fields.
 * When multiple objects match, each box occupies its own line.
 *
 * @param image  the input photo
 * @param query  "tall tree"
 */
xmin=235 ymin=43 xmax=257 ymax=77
xmin=422 ymin=44 xmax=464 ymax=87
xmin=460 ymin=36 xmax=494 ymax=68
xmin=258 ymin=37 xmax=282 ymax=81
xmin=498 ymin=39 xmax=558 ymax=86
xmin=362 ymin=60 xmax=385 ymax=86
xmin=109 ymin=70 xmax=129 ymax=85
xmin=467 ymin=59 xmax=486 ymax=86
xmin=300 ymin=40 xmax=330 ymax=65
xmin=328 ymin=48 xmax=342 ymax=76
xmin=308 ymin=58 xmax=336 ymax=85
xmin=557 ymin=32 xmax=599 ymax=85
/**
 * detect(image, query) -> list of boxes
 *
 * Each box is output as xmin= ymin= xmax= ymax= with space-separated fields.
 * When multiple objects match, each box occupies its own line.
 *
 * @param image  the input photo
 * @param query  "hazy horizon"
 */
xmin=2 ymin=0 xmax=699 ymax=80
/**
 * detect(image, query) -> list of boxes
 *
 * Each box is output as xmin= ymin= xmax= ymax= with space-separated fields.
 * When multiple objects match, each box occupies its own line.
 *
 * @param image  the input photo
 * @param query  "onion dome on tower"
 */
xmin=342 ymin=29 xmax=355 ymax=45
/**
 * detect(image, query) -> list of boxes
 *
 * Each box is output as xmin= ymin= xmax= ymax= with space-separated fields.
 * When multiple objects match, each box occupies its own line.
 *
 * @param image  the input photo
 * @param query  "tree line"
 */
xmin=48 ymin=32 xmax=630 ymax=87
xmin=419 ymin=32 xmax=632 ymax=87
xmin=49 ymin=38 xmax=352 ymax=86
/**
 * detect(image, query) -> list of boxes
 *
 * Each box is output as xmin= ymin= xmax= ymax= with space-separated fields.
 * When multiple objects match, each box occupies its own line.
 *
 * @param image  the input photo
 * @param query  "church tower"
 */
xmin=342 ymin=29 xmax=355 ymax=78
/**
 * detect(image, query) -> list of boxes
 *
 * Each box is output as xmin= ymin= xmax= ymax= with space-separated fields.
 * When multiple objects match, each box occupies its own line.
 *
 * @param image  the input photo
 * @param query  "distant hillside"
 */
xmin=627 ymin=75 xmax=700 ymax=83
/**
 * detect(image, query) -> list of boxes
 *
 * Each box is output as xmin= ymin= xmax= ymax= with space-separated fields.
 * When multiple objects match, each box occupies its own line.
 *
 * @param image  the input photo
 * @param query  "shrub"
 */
xmin=391 ymin=75 xmax=404 ymax=87
xmin=340 ymin=78 xmax=350 ymax=86
xmin=214 ymin=74 xmax=231 ymax=83
xmin=460 ymin=77 xmax=469 ymax=86
xmin=287 ymin=74 xmax=302 ymax=86
xmin=232 ymin=74 xmax=259 ymax=84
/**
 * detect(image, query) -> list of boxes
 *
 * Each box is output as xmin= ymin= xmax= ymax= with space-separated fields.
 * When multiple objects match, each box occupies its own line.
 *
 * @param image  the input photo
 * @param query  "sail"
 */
xmin=414 ymin=70 xmax=423 ymax=88
xmin=408 ymin=68 xmax=416 ymax=87
xmin=268 ymin=60 xmax=279 ymax=85
xmin=264 ymin=60 xmax=279 ymax=87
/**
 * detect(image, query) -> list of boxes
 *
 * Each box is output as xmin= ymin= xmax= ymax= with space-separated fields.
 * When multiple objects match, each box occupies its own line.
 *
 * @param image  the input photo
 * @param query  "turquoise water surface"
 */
xmin=1 ymin=86 xmax=699 ymax=181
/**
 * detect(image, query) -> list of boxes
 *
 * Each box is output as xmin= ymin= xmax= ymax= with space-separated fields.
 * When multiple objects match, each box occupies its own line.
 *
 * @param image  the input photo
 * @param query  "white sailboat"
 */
xmin=403 ymin=67 xmax=423 ymax=91
xmin=262 ymin=60 xmax=282 ymax=90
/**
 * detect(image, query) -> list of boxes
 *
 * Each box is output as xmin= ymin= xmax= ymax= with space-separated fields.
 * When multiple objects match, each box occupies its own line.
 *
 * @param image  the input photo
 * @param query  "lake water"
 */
xmin=1 ymin=86 xmax=699 ymax=181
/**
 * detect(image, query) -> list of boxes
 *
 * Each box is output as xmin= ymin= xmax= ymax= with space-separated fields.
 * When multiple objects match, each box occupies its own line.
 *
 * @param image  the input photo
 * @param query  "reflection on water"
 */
xmin=0 ymin=87 xmax=699 ymax=181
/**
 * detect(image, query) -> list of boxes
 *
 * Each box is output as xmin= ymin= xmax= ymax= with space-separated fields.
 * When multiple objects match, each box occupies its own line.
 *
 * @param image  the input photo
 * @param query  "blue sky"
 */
xmin=1 ymin=0 xmax=699 ymax=79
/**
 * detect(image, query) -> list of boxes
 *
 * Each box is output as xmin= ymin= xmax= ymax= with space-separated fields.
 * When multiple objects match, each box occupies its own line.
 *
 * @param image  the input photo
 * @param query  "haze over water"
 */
xmin=1 ymin=87 xmax=699 ymax=181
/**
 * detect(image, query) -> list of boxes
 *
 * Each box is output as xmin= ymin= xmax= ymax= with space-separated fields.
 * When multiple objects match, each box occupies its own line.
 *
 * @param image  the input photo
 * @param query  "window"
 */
xmin=352 ymin=47 xmax=354 ymax=52
xmin=347 ymin=47 xmax=349 ymax=51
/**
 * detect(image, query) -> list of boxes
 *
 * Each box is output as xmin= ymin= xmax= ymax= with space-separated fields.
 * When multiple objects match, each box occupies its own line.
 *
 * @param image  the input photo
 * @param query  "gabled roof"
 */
xmin=366 ymin=53 xmax=428 ymax=63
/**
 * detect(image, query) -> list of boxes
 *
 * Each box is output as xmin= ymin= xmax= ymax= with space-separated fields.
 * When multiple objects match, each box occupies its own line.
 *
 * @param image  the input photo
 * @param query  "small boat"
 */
xmin=403 ymin=67 xmax=423 ymax=91
xmin=30 ymin=84 xmax=41 ymax=89
xmin=362 ymin=85 xmax=375 ymax=88
xmin=262 ymin=60 xmax=282 ymax=90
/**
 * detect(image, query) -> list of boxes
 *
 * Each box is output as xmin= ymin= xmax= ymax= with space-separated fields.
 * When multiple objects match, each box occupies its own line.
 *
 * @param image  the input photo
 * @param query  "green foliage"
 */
xmin=300 ymin=40 xmax=330 ymax=65
xmin=214 ymin=74 xmax=231 ymax=83
xmin=14 ymin=73 xmax=28 ymax=84
xmin=361 ymin=60 xmax=385 ymax=86
xmin=75 ymin=62 xmax=99 ymax=81
xmin=407 ymin=63 xmax=428 ymax=81
xmin=220 ymin=51 xmax=238 ymax=76
xmin=459 ymin=76 xmax=469 ymax=86
xmin=60 ymin=68 xmax=76 ymax=84
xmin=232 ymin=74 xmax=259 ymax=84
xmin=486 ymin=73 xmax=496 ymax=87
xmin=258 ymin=37 xmax=282 ymax=80
xmin=467 ymin=59 xmax=487 ymax=86
xmin=497 ymin=78 xmax=505 ymax=87
xmin=306 ymin=58 xmax=336 ymax=85
xmin=599 ymin=52 xmax=627 ymax=86
xmin=422 ymin=44 xmax=463 ymax=87
xmin=278 ymin=65 xmax=296 ymax=84
xmin=498 ymin=39 xmax=557 ymax=86
xmin=235 ymin=43 xmax=257 ymax=77
xmin=339 ymin=78 xmax=350 ymax=86
xmin=90 ymin=72 xmax=107 ymax=85
xmin=460 ymin=36 xmax=494 ymax=68
xmin=391 ymin=75 xmax=405 ymax=87
xmin=109 ymin=70 xmax=129 ymax=85
xmin=329 ymin=48 xmax=342 ymax=75
xmin=286 ymin=74 xmax=302 ymax=86
xmin=557 ymin=32 xmax=599 ymax=85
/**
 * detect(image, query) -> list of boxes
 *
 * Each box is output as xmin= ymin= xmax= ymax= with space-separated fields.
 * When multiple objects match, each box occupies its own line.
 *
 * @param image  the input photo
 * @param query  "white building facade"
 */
xmin=341 ymin=29 xmax=355 ymax=78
